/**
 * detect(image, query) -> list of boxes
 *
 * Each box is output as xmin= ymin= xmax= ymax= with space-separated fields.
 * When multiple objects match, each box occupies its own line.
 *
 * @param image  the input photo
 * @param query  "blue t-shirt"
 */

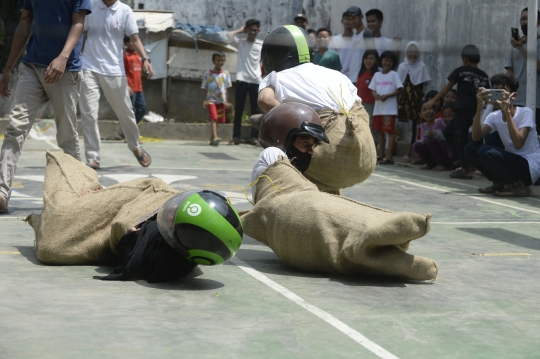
xmin=19 ymin=0 xmax=92 ymax=71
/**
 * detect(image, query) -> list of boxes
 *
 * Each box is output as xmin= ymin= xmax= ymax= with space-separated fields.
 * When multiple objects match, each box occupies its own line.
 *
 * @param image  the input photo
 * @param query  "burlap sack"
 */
xmin=26 ymin=151 xmax=180 ymax=265
xmin=242 ymin=158 xmax=437 ymax=281
xmin=304 ymin=101 xmax=377 ymax=194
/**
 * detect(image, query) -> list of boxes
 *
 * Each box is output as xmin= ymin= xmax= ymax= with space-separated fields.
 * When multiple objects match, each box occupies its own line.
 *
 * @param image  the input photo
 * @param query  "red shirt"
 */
xmin=123 ymin=50 xmax=142 ymax=92
xmin=357 ymin=71 xmax=375 ymax=104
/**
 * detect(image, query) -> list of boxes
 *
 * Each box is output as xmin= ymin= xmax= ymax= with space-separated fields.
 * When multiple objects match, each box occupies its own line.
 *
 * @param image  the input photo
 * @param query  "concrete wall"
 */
xmin=331 ymin=0 xmax=536 ymax=92
xmin=135 ymin=0 xmax=332 ymax=34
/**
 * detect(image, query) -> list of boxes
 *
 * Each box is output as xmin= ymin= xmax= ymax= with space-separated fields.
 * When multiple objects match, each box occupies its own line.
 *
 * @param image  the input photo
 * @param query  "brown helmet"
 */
xmin=258 ymin=103 xmax=329 ymax=151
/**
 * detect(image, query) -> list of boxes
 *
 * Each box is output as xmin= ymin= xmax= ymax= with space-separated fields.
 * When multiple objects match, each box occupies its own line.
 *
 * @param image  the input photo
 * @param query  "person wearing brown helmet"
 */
xmin=250 ymin=103 xmax=329 ymax=198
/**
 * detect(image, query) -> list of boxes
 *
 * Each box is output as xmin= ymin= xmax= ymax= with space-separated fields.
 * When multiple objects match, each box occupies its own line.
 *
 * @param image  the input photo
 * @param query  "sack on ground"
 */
xmin=304 ymin=101 xmax=377 ymax=193
xmin=27 ymin=151 xmax=180 ymax=265
xmin=242 ymin=158 xmax=437 ymax=281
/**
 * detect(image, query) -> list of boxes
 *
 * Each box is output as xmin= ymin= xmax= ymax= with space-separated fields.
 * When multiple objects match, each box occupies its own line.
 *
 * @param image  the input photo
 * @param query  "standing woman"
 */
xmin=397 ymin=41 xmax=431 ymax=163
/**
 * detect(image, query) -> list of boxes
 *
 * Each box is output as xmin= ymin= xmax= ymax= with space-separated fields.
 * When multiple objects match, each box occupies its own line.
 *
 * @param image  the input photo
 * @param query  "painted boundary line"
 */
xmin=432 ymin=221 xmax=540 ymax=224
xmin=371 ymin=173 xmax=540 ymax=215
xmin=231 ymin=258 xmax=400 ymax=359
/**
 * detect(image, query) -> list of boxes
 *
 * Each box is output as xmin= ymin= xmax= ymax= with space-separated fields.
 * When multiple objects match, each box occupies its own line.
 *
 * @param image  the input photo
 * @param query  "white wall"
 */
xmin=331 ymin=0 xmax=538 ymax=91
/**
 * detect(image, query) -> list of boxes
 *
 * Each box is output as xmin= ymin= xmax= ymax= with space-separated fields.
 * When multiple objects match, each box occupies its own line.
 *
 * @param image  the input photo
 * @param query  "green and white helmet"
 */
xmin=157 ymin=190 xmax=243 ymax=265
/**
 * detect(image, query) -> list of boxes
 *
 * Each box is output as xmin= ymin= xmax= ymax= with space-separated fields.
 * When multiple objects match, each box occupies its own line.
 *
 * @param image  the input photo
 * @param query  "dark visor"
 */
xmin=301 ymin=122 xmax=329 ymax=144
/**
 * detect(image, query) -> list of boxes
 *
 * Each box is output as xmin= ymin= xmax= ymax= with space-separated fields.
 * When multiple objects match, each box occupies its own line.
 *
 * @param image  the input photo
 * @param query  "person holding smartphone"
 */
xmin=465 ymin=74 xmax=540 ymax=197
xmin=505 ymin=7 xmax=540 ymax=129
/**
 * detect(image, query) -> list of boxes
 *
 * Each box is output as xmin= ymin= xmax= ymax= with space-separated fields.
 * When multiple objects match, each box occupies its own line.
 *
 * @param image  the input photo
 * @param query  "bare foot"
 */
xmin=420 ymin=164 xmax=431 ymax=170
xmin=431 ymin=165 xmax=445 ymax=171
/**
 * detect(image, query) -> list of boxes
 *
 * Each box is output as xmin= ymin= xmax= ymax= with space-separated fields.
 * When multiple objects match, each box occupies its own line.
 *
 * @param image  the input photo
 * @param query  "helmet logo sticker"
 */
xmin=187 ymin=203 xmax=202 ymax=217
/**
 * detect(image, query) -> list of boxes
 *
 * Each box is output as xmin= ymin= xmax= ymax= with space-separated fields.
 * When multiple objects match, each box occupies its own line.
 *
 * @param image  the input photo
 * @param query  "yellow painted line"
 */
xmin=11 ymin=181 xmax=24 ymax=189
xmin=472 ymin=253 xmax=531 ymax=257
xmin=0 ymin=251 xmax=21 ymax=255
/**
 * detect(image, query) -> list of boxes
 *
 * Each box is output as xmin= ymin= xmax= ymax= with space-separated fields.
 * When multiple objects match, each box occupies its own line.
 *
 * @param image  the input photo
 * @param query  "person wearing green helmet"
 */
xmin=27 ymin=152 xmax=242 ymax=283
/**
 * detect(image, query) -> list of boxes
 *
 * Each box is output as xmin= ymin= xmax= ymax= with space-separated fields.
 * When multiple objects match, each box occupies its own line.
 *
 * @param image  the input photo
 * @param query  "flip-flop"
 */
xmin=210 ymin=137 xmax=222 ymax=146
xmin=86 ymin=161 xmax=101 ymax=170
xmin=135 ymin=147 xmax=151 ymax=167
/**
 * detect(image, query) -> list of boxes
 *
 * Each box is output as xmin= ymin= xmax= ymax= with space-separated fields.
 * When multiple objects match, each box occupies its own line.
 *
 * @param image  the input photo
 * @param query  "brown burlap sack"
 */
xmin=242 ymin=158 xmax=437 ymax=281
xmin=27 ymin=151 xmax=180 ymax=265
xmin=304 ymin=100 xmax=377 ymax=193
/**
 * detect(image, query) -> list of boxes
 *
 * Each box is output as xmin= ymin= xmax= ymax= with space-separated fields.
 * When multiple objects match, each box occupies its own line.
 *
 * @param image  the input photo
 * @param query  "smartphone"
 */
xmin=511 ymin=27 xmax=520 ymax=41
xmin=486 ymin=89 xmax=504 ymax=101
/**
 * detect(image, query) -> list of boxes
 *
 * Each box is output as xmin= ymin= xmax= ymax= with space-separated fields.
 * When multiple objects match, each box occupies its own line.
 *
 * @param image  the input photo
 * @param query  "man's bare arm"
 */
xmin=44 ymin=10 xmax=87 ymax=84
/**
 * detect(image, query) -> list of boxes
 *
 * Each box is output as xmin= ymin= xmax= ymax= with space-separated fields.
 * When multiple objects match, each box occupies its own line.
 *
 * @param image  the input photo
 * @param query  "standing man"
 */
xmin=80 ymin=0 xmax=153 ymax=170
xmin=227 ymin=19 xmax=262 ymax=145
xmin=505 ymin=7 xmax=540 ymax=129
xmin=293 ymin=14 xmax=309 ymax=30
xmin=365 ymin=9 xmax=401 ymax=56
xmin=329 ymin=6 xmax=374 ymax=84
xmin=0 ymin=0 xmax=91 ymax=214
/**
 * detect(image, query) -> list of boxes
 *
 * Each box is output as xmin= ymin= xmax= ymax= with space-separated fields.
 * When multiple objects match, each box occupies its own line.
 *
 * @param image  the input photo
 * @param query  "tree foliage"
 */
xmin=0 ymin=2 xmax=21 ymax=70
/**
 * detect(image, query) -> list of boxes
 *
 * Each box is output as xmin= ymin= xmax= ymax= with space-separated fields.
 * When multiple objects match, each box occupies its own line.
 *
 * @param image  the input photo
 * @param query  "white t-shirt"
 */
xmin=82 ymin=0 xmax=139 ymax=76
xmin=375 ymin=36 xmax=394 ymax=56
xmin=251 ymin=147 xmax=286 ymax=198
xmin=329 ymin=30 xmax=369 ymax=83
xmin=483 ymin=107 xmax=540 ymax=184
xmin=234 ymin=35 xmax=263 ymax=84
xmin=258 ymin=63 xmax=360 ymax=111
xmin=368 ymin=70 xmax=403 ymax=116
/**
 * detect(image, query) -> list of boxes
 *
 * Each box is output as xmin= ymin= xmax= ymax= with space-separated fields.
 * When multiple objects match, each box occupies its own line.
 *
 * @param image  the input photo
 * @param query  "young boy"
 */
xmin=201 ymin=52 xmax=232 ymax=146
xmin=123 ymin=36 xmax=146 ymax=124
xmin=314 ymin=28 xmax=342 ymax=71
xmin=227 ymin=19 xmax=262 ymax=145
xmin=368 ymin=50 xmax=403 ymax=164
xmin=427 ymin=44 xmax=490 ymax=179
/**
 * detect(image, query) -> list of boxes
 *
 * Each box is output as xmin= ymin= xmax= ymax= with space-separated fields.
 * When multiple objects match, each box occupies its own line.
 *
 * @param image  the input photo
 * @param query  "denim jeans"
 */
xmin=131 ymin=91 xmax=147 ymax=124
xmin=233 ymin=81 xmax=259 ymax=140
xmin=464 ymin=143 xmax=532 ymax=187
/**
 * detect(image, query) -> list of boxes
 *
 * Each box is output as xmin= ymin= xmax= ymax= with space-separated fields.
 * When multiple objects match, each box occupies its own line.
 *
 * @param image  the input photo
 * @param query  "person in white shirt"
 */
xmin=365 ymin=9 xmax=401 ymax=56
xmin=80 ymin=0 xmax=153 ymax=170
xmin=227 ymin=19 xmax=263 ymax=145
xmin=467 ymin=74 xmax=540 ymax=197
xmin=250 ymin=103 xmax=329 ymax=200
xmin=328 ymin=6 xmax=374 ymax=84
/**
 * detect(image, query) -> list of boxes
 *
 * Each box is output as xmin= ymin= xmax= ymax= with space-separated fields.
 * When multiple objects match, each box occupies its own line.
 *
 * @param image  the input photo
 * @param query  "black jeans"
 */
xmin=444 ymin=108 xmax=476 ymax=170
xmin=233 ymin=81 xmax=259 ymax=140
xmin=464 ymin=143 xmax=532 ymax=187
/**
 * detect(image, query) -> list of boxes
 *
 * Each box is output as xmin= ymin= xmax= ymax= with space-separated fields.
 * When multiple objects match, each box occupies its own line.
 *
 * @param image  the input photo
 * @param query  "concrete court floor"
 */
xmin=0 ymin=139 xmax=539 ymax=359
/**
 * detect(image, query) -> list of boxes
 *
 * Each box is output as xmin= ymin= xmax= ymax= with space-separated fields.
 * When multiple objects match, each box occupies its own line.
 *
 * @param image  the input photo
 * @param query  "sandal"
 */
xmin=228 ymin=138 xmax=240 ymax=145
xmin=86 ymin=161 xmax=101 ymax=170
xmin=449 ymin=169 xmax=472 ymax=179
xmin=134 ymin=147 xmax=151 ymax=167
xmin=478 ymin=186 xmax=504 ymax=194
xmin=378 ymin=158 xmax=394 ymax=165
xmin=493 ymin=187 xmax=531 ymax=197
xmin=210 ymin=137 xmax=221 ymax=146
xmin=250 ymin=139 xmax=260 ymax=146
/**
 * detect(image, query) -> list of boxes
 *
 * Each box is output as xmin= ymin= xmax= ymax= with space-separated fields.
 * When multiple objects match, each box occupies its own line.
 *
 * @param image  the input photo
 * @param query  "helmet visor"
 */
xmin=301 ymin=122 xmax=329 ymax=144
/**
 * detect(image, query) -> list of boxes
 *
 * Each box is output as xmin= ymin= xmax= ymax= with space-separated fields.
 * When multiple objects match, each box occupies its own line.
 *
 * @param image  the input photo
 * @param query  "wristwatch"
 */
xmin=142 ymin=57 xmax=151 ymax=63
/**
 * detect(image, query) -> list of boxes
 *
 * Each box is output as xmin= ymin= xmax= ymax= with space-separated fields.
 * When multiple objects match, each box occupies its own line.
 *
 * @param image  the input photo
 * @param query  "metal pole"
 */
xmin=526 ymin=0 xmax=538 ymax=111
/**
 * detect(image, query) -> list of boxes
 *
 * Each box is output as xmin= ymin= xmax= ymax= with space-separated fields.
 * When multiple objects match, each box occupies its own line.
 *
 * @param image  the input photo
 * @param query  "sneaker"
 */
xmin=210 ymin=137 xmax=222 ymax=146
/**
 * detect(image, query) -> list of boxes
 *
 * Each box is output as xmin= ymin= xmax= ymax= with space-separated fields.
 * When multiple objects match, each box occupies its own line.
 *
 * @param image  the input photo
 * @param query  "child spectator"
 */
xmin=396 ymin=41 xmax=431 ymax=163
xmin=442 ymin=102 xmax=455 ymax=124
xmin=227 ymin=19 xmax=262 ymax=145
xmin=368 ymin=50 xmax=403 ymax=164
xmin=123 ymin=36 xmax=146 ymax=124
xmin=427 ymin=44 xmax=490 ymax=179
xmin=413 ymin=100 xmax=453 ymax=171
xmin=314 ymin=28 xmax=342 ymax=71
xmin=443 ymin=89 xmax=457 ymax=104
xmin=201 ymin=52 xmax=232 ymax=146
xmin=425 ymin=90 xmax=443 ymax=118
xmin=357 ymin=50 xmax=379 ymax=141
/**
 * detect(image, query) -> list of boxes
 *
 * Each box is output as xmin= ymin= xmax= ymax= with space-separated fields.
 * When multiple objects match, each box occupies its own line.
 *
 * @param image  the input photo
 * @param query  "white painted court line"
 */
xmin=45 ymin=140 xmax=61 ymax=150
xmin=432 ymin=221 xmax=540 ymax=225
xmin=371 ymin=173 xmax=540 ymax=215
xmin=232 ymin=258 xmax=400 ymax=359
